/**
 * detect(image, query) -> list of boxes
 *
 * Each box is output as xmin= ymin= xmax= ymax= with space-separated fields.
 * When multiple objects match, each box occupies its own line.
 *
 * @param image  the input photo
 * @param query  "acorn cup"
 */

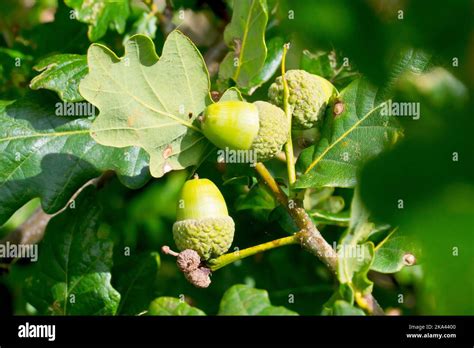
xmin=173 ymin=177 xmax=235 ymax=260
xmin=201 ymin=100 xmax=289 ymax=162
xmin=268 ymin=69 xmax=337 ymax=129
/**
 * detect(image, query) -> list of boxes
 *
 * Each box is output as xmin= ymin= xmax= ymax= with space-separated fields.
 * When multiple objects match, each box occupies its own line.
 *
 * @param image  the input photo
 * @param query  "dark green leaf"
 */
xmin=219 ymin=0 xmax=268 ymax=88
xmin=235 ymin=184 xmax=276 ymax=211
xmin=114 ymin=252 xmax=161 ymax=315
xmin=0 ymin=93 xmax=150 ymax=225
xmin=30 ymin=54 xmax=87 ymax=102
xmin=235 ymin=183 xmax=277 ymax=221
xmin=240 ymin=36 xmax=285 ymax=95
xmin=26 ymin=187 xmax=120 ymax=315
xmin=0 ymin=47 xmax=34 ymax=99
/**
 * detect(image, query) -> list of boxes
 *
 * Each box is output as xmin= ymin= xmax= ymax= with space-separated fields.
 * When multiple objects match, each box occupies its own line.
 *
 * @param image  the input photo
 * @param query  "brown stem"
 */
xmin=0 ymin=208 xmax=52 ymax=246
xmin=254 ymin=162 xmax=384 ymax=315
xmin=255 ymin=162 xmax=337 ymax=271
xmin=157 ymin=1 xmax=175 ymax=36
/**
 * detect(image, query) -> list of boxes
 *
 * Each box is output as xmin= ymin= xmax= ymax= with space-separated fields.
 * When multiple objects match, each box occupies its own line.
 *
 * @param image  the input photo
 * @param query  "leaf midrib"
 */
xmin=232 ymin=0 xmax=257 ymax=82
xmin=92 ymin=53 xmax=202 ymax=133
xmin=303 ymin=101 xmax=388 ymax=174
xmin=0 ymin=122 xmax=191 ymax=144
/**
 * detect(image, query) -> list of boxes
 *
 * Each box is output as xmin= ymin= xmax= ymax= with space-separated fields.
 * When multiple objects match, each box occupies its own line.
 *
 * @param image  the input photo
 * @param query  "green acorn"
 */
xmin=201 ymin=100 xmax=289 ymax=162
xmin=268 ymin=69 xmax=337 ymax=129
xmin=173 ymin=177 xmax=234 ymax=260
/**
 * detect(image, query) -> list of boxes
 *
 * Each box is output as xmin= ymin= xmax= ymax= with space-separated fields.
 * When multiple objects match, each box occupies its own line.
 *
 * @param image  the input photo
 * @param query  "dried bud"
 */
xmin=185 ymin=267 xmax=212 ymax=288
xmin=176 ymin=249 xmax=201 ymax=272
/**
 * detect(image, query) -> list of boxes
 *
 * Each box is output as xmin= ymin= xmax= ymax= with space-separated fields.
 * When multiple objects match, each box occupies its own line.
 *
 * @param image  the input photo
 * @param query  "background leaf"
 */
xmin=300 ymin=49 xmax=359 ymax=89
xmin=148 ymin=297 xmax=206 ymax=316
xmin=80 ymin=31 xmax=212 ymax=178
xmin=26 ymin=186 xmax=120 ymax=315
xmin=0 ymin=93 xmax=150 ymax=225
xmin=240 ymin=36 xmax=284 ymax=95
xmin=123 ymin=11 xmax=158 ymax=44
xmin=279 ymin=0 xmax=470 ymax=89
xmin=30 ymin=54 xmax=87 ymax=102
xmin=235 ymin=183 xmax=277 ymax=221
xmin=218 ymin=284 xmax=297 ymax=315
xmin=219 ymin=0 xmax=268 ymax=89
xmin=65 ymin=0 xmax=130 ymax=41
xmin=113 ymin=252 xmax=161 ymax=315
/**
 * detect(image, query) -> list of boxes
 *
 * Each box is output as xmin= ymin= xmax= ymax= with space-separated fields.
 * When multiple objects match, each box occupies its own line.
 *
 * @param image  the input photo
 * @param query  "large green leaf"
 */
xmin=219 ymin=0 xmax=268 ymax=89
xmin=218 ymin=284 xmax=297 ymax=315
xmin=295 ymin=78 xmax=402 ymax=189
xmin=148 ymin=297 xmax=206 ymax=316
xmin=295 ymin=50 xmax=431 ymax=189
xmin=240 ymin=36 xmax=284 ymax=95
xmin=0 ymin=93 xmax=150 ymax=225
xmin=30 ymin=54 xmax=87 ymax=102
xmin=26 ymin=187 xmax=120 ymax=315
xmin=113 ymin=252 xmax=161 ymax=315
xmin=80 ymin=31 xmax=212 ymax=178
xmin=235 ymin=183 xmax=277 ymax=221
xmin=65 ymin=0 xmax=130 ymax=41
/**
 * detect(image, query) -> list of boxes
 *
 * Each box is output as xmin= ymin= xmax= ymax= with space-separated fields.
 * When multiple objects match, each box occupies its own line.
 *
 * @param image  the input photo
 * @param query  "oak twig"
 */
xmin=254 ymin=162 xmax=384 ymax=315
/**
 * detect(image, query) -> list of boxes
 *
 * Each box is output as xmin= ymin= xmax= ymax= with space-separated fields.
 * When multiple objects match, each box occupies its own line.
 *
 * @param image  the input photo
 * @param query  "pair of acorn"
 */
xmin=171 ymin=70 xmax=337 ymax=286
